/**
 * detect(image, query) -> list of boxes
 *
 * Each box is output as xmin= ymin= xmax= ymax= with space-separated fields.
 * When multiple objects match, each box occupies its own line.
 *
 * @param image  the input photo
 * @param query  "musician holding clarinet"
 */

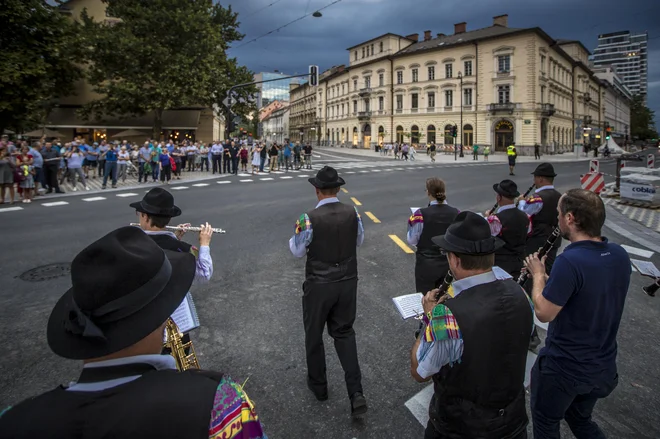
xmin=523 ymin=189 xmax=630 ymax=439
xmin=411 ymin=212 xmax=533 ymax=439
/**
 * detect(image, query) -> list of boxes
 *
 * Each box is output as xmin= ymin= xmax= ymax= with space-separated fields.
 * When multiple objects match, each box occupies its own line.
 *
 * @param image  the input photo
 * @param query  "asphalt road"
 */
xmin=0 ymin=151 xmax=658 ymax=438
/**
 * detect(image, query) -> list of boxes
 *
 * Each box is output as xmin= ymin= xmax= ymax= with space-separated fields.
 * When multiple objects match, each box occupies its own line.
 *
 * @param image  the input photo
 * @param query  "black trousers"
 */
xmin=223 ymin=156 xmax=231 ymax=173
xmin=415 ymin=254 xmax=449 ymax=294
xmin=231 ymin=157 xmax=239 ymax=174
xmin=44 ymin=164 xmax=61 ymax=192
xmin=302 ymin=279 xmax=363 ymax=398
xmin=535 ymin=149 xmax=541 ymax=159
xmin=180 ymin=156 xmax=187 ymax=172
xmin=424 ymin=420 xmax=527 ymax=439
xmin=212 ymin=155 xmax=222 ymax=173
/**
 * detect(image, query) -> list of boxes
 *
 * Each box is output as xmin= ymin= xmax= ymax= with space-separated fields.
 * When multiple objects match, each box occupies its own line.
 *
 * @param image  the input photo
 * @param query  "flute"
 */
xmin=130 ymin=223 xmax=226 ymax=234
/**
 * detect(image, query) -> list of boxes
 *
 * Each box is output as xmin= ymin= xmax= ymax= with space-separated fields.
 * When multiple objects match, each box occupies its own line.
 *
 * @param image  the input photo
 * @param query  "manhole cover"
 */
xmin=19 ymin=263 xmax=71 ymax=282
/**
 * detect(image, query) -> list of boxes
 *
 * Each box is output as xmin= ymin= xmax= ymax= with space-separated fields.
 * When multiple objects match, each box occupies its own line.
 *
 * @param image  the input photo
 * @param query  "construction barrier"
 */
xmin=589 ymin=159 xmax=599 ymax=173
xmin=581 ymin=172 xmax=605 ymax=194
xmin=648 ymin=154 xmax=655 ymax=169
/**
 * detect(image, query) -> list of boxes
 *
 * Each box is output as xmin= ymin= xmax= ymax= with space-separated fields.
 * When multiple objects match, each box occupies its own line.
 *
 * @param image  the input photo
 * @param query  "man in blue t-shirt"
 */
xmin=101 ymin=143 xmax=119 ymax=189
xmin=524 ymin=188 xmax=630 ymax=439
xmin=283 ymin=143 xmax=292 ymax=172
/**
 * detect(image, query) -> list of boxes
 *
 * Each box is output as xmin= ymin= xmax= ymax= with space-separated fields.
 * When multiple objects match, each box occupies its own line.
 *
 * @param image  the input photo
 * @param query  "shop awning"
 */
xmin=44 ymin=108 xmax=202 ymax=130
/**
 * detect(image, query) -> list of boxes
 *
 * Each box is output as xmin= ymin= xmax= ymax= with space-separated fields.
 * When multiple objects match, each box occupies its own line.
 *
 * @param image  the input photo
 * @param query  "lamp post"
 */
xmin=458 ymin=71 xmax=464 ymax=158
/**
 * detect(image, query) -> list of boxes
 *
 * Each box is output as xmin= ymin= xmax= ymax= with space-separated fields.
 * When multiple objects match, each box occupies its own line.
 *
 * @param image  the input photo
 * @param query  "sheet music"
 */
xmin=630 ymin=259 xmax=660 ymax=278
xmin=410 ymin=207 xmax=421 ymax=214
xmin=392 ymin=293 xmax=424 ymax=320
xmin=170 ymin=293 xmax=200 ymax=333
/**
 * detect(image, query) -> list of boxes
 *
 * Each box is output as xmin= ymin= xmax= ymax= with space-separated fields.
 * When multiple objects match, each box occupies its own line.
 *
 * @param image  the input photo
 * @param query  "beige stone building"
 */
xmin=291 ymin=14 xmax=614 ymax=154
xmin=48 ymin=0 xmax=224 ymax=144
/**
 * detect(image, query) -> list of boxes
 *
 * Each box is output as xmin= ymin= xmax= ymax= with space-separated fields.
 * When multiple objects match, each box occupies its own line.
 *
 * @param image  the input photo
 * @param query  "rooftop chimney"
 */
xmin=437 ymin=33 xmax=446 ymax=38
xmin=454 ymin=22 xmax=466 ymax=34
xmin=405 ymin=33 xmax=419 ymax=42
xmin=424 ymin=30 xmax=432 ymax=41
xmin=493 ymin=14 xmax=508 ymax=27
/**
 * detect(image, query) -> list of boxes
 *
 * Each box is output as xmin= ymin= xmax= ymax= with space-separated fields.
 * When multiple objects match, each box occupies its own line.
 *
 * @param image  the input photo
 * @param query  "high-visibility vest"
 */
xmin=507 ymin=145 xmax=516 ymax=156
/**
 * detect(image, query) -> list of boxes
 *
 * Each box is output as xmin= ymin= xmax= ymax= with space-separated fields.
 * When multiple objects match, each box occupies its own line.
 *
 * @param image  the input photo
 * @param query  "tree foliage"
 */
xmin=630 ymin=94 xmax=658 ymax=140
xmin=80 ymin=0 xmax=255 ymax=139
xmin=0 ymin=0 xmax=83 ymax=134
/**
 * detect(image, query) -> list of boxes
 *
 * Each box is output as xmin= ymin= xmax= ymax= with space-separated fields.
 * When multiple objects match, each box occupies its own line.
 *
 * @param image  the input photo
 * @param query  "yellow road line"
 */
xmin=365 ymin=211 xmax=381 ymax=223
xmin=341 ymin=188 xmax=348 ymax=193
xmin=351 ymin=197 xmax=362 ymax=206
xmin=389 ymin=234 xmax=414 ymax=254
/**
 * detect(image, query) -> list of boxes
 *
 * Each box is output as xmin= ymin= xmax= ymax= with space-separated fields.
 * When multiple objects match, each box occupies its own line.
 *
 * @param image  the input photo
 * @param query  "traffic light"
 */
xmin=309 ymin=65 xmax=319 ymax=87
xmin=605 ymin=122 xmax=612 ymax=140
xmin=452 ymin=125 xmax=458 ymax=138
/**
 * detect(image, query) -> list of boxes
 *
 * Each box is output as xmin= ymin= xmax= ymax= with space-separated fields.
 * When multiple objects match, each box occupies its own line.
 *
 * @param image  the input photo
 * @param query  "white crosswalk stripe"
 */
xmin=192 ymin=183 xmax=210 ymax=187
xmin=83 ymin=197 xmax=106 ymax=202
xmin=116 ymin=192 xmax=139 ymax=197
xmin=42 ymin=201 xmax=69 ymax=207
xmin=621 ymin=244 xmax=654 ymax=259
xmin=171 ymin=186 xmax=189 ymax=190
xmin=280 ymin=176 xmax=293 ymax=180
xmin=0 ymin=206 xmax=23 ymax=213
xmin=260 ymin=178 xmax=274 ymax=181
xmin=239 ymin=179 xmax=253 ymax=183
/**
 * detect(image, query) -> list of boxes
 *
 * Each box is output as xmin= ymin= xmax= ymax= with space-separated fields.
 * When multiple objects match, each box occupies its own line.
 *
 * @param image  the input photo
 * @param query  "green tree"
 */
xmin=630 ymin=94 xmax=658 ymax=141
xmin=80 ymin=0 xmax=251 ymax=139
xmin=0 ymin=0 xmax=82 ymax=135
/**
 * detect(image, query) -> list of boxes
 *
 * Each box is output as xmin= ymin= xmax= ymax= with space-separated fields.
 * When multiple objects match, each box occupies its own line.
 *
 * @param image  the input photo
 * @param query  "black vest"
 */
xmin=0 ymin=364 xmax=222 ymax=439
xmin=149 ymin=233 xmax=192 ymax=254
xmin=531 ymin=188 xmax=561 ymax=240
xmin=430 ymin=279 xmax=532 ymax=439
xmin=305 ymin=202 xmax=358 ymax=283
xmin=494 ymin=207 xmax=530 ymax=274
xmin=417 ymin=204 xmax=460 ymax=258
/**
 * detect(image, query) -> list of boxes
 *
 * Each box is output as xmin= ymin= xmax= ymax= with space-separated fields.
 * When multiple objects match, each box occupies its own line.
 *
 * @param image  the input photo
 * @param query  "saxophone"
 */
xmin=164 ymin=318 xmax=200 ymax=371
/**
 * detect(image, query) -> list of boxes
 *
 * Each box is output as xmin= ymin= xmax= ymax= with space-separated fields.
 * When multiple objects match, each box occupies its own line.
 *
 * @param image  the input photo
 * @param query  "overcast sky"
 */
xmin=222 ymin=0 xmax=660 ymax=129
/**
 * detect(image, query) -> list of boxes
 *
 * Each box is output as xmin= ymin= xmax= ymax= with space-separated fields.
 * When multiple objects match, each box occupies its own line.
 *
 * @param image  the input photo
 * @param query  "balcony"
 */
xmin=583 ymin=115 xmax=593 ymax=125
xmin=411 ymin=108 xmax=419 ymax=113
xmin=541 ymin=103 xmax=556 ymax=117
xmin=357 ymin=111 xmax=372 ymax=120
xmin=358 ymin=87 xmax=372 ymax=97
xmin=487 ymin=102 xmax=516 ymax=114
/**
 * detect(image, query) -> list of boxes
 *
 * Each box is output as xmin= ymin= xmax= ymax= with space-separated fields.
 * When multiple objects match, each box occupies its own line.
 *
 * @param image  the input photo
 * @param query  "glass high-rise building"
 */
xmin=592 ymin=31 xmax=648 ymax=102
xmin=254 ymin=72 xmax=296 ymax=108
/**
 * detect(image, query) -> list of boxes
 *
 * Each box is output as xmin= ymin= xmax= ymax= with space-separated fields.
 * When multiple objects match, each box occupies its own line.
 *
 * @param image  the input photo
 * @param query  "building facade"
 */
xmin=301 ymin=15 xmax=615 ymax=154
xmin=591 ymin=31 xmax=648 ymax=102
xmin=49 ymin=0 xmax=224 ymax=144
xmin=289 ymin=81 xmax=321 ymax=144
xmin=262 ymin=106 xmax=290 ymax=145
xmin=593 ymin=66 xmax=633 ymax=142
xmin=254 ymin=72 xmax=297 ymax=137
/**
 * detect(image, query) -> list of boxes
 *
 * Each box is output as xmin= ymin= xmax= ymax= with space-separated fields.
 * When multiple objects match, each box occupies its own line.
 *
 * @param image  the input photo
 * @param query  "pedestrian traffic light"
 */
xmin=452 ymin=125 xmax=458 ymax=138
xmin=309 ymin=65 xmax=319 ymax=87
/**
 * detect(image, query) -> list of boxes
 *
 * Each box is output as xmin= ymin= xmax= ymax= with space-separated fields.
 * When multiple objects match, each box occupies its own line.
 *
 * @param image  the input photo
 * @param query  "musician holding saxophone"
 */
xmin=0 ymin=227 xmax=266 ymax=438
xmin=410 ymin=212 xmax=533 ymax=439
xmin=523 ymin=189 xmax=630 ymax=439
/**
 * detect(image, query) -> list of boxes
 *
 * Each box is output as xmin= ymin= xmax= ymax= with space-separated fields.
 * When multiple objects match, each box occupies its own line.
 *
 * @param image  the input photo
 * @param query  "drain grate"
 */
xmin=19 ymin=263 xmax=71 ymax=282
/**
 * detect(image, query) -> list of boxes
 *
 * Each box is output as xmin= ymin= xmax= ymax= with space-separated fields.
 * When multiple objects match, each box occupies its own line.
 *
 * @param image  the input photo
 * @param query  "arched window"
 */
xmin=444 ymin=124 xmax=454 ymax=145
xmin=352 ymin=127 xmax=358 ymax=146
xmin=427 ymin=125 xmax=436 ymax=144
xmin=411 ymin=125 xmax=420 ymax=145
xmin=378 ymin=126 xmax=385 ymax=145
xmin=396 ymin=125 xmax=404 ymax=144
xmin=463 ymin=124 xmax=473 ymax=147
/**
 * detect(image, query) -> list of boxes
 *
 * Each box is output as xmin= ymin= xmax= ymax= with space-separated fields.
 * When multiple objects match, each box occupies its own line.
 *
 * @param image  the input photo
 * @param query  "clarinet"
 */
xmin=516 ymin=184 xmax=536 ymax=207
xmin=517 ymin=227 xmax=561 ymax=285
xmin=489 ymin=202 xmax=498 ymax=216
xmin=643 ymin=280 xmax=659 ymax=297
xmin=435 ymin=271 xmax=454 ymax=301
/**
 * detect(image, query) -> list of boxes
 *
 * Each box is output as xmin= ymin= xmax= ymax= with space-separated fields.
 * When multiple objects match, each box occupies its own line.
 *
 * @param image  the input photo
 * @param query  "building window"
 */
xmin=354 ymin=51 xmax=358 ymax=61
xmin=464 ymin=60 xmax=472 ymax=76
xmin=379 ymin=73 xmax=384 ymax=87
xmin=371 ymin=44 xmax=374 ymax=55
xmin=365 ymin=76 xmax=371 ymax=88
xmin=397 ymin=71 xmax=403 ymax=84
xmin=428 ymin=92 xmax=435 ymax=108
xmin=498 ymin=85 xmax=510 ymax=103
xmin=412 ymin=69 xmax=419 ymax=83
xmin=445 ymin=90 xmax=453 ymax=107
xmin=411 ymin=93 xmax=418 ymax=109
xmin=498 ymin=55 xmax=511 ymax=73
xmin=380 ymin=41 xmax=384 ymax=53
xmin=428 ymin=66 xmax=435 ymax=81
xmin=396 ymin=95 xmax=403 ymax=110
xmin=464 ymin=88 xmax=472 ymax=106
xmin=353 ymin=79 xmax=358 ymax=91
xmin=540 ymin=85 xmax=545 ymax=103
xmin=341 ymin=103 xmax=344 ymax=115
xmin=362 ymin=47 xmax=365 ymax=58
xmin=445 ymin=64 xmax=453 ymax=78
xmin=379 ymin=96 xmax=384 ymax=111
xmin=342 ymin=84 xmax=345 ymax=94
xmin=353 ymin=100 xmax=357 ymax=113
xmin=365 ymin=100 xmax=370 ymax=112
xmin=540 ymin=54 xmax=546 ymax=72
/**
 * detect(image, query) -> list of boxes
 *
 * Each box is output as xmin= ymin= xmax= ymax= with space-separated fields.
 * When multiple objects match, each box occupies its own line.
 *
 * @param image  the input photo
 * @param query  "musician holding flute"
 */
xmin=523 ymin=189 xmax=630 ymax=439
xmin=411 ymin=212 xmax=533 ymax=439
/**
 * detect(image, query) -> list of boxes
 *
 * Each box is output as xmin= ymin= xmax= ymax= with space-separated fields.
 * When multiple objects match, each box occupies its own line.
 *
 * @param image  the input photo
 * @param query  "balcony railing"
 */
xmin=357 ymin=111 xmax=372 ymax=120
xmin=358 ymin=87 xmax=372 ymax=97
xmin=487 ymin=102 xmax=516 ymax=114
xmin=541 ymin=103 xmax=556 ymax=117
xmin=583 ymin=115 xmax=593 ymax=125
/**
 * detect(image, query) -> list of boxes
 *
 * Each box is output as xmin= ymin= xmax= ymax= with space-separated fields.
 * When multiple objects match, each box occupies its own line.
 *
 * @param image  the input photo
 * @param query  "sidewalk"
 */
xmin=316 ymin=145 xmax=596 ymax=164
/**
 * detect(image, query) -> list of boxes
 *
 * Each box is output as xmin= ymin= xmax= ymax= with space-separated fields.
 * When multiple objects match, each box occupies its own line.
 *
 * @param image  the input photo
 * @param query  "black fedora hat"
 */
xmin=129 ymin=188 xmax=181 ymax=217
xmin=493 ymin=179 xmax=520 ymax=198
xmin=432 ymin=211 xmax=505 ymax=256
xmin=47 ymin=227 xmax=195 ymax=360
xmin=308 ymin=166 xmax=345 ymax=189
xmin=531 ymin=163 xmax=557 ymax=177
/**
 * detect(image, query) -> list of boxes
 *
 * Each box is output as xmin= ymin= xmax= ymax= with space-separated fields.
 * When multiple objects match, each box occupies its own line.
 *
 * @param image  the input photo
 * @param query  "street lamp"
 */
xmin=458 ymin=71 xmax=464 ymax=158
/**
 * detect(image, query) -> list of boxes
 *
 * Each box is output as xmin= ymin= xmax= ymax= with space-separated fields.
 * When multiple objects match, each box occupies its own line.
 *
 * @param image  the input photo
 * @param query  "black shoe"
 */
xmin=350 ymin=392 xmax=368 ymax=416
xmin=55 ymin=190 xmax=65 ymax=194
xmin=307 ymin=378 xmax=328 ymax=401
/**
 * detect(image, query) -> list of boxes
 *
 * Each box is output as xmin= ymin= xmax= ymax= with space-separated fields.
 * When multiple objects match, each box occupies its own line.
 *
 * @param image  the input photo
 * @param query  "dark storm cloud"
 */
xmin=224 ymin=0 xmax=660 ymax=126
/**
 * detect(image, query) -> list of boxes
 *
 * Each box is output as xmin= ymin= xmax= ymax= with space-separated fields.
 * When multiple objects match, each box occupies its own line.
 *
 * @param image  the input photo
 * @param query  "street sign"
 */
xmin=524 ymin=119 xmax=531 ymax=125
xmin=223 ymin=96 xmax=233 ymax=108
